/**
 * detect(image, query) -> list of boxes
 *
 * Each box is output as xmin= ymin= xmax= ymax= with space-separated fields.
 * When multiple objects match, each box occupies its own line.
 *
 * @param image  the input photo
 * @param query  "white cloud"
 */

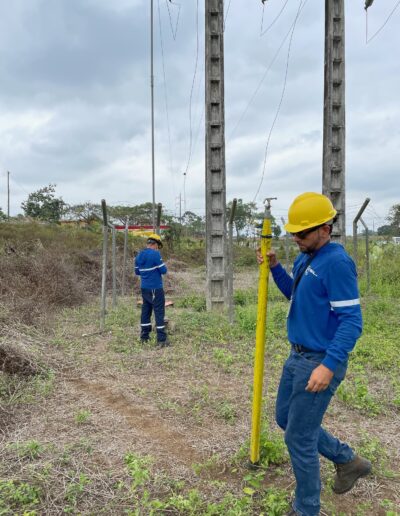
xmin=0 ymin=0 xmax=398 ymax=234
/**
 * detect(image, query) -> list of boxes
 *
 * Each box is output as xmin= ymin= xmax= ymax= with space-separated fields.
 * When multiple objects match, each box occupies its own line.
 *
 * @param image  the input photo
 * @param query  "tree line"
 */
xmin=2 ymin=183 xmax=399 ymax=238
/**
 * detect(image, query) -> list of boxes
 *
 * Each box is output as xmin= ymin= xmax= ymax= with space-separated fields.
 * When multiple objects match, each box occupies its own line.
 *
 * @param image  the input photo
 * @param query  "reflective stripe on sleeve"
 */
xmin=330 ymin=299 xmax=360 ymax=308
xmin=138 ymin=263 xmax=165 ymax=272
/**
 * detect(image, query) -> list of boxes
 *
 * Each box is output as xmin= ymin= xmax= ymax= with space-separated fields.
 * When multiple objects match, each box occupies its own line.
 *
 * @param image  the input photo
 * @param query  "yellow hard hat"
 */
xmin=147 ymin=233 xmax=163 ymax=247
xmin=284 ymin=192 xmax=337 ymax=233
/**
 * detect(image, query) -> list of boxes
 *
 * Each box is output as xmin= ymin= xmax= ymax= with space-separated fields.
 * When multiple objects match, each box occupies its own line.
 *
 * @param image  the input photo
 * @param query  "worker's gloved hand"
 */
xmin=306 ymin=364 xmax=334 ymax=392
xmin=256 ymin=248 xmax=279 ymax=268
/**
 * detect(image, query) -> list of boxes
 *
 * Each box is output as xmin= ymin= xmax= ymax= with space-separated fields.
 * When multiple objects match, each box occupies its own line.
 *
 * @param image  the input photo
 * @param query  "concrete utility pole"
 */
xmin=322 ymin=0 xmax=346 ymax=242
xmin=205 ymin=0 xmax=227 ymax=311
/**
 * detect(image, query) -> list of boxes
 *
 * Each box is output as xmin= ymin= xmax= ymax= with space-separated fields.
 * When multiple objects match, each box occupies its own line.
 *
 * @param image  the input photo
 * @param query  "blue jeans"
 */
xmin=140 ymin=288 xmax=167 ymax=342
xmin=276 ymin=349 xmax=354 ymax=516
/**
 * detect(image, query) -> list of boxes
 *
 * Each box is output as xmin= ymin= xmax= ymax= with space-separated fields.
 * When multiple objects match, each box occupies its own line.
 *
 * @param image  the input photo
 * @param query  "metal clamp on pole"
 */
xmin=249 ymin=196 xmax=276 ymax=466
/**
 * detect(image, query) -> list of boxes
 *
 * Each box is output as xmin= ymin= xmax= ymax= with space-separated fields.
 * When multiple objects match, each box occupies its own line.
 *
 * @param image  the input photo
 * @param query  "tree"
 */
xmin=64 ymin=203 xmax=102 ymax=224
xmin=226 ymin=199 xmax=257 ymax=239
xmin=0 ymin=207 xmax=6 ymax=220
xmin=377 ymin=225 xmax=394 ymax=237
xmin=21 ymin=184 xmax=66 ymax=223
xmin=181 ymin=211 xmax=205 ymax=237
xmin=387 ymin=203 xmax=400 ymax=234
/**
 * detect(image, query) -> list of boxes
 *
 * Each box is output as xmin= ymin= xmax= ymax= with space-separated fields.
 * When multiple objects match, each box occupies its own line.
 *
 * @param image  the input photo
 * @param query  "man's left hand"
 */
xmin=306 ymin=364 xmax=334 ymax=392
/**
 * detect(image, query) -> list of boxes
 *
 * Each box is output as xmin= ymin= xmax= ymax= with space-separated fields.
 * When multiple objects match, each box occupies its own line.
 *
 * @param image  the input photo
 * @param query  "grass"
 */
xmin=0 ymin=235 xmax=399 ymax=515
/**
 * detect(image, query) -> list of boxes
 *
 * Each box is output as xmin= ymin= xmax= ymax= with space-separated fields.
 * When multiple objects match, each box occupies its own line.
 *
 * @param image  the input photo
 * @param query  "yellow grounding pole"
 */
xmin=250 ymin=207 xmax=273 ymax=465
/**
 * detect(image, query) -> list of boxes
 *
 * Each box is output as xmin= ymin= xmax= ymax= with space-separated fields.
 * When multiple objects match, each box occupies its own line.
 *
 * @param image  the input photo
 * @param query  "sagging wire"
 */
xmin=166 ymin=0 xmax=181 ymax=41
xmin=252 ymin=0 xmax=307 ymax=204
xmin=223 ymin=0 xmax=233 ymax=32
xmin=182 ymin=0 xmax=200 ymax=195
xmin=228 ymin=1 xmax=308 ymax=142
xmin=157 ymin=0 xmax=176 ymax=199
xmin=366 ymin=0 xmax=400 ymax=44
xmin=260 ymin=0 xmax=290 ymax=37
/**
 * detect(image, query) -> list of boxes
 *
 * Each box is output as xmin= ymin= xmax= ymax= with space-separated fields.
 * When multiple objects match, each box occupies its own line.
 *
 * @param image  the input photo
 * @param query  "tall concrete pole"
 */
xmin=205 ymin=0 xmax=227 ymax=311
xmin=323 ymin=0 xmax=346 ymax=242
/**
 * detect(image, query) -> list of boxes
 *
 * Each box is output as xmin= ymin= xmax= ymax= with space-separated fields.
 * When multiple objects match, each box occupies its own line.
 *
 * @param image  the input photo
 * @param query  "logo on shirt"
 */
xmin=305 ymin=266 xmax=318 ymax=277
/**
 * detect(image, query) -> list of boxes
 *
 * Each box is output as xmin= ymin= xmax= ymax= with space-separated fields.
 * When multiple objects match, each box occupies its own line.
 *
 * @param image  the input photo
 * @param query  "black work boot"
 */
xmin=333 ymin=455 xmax=372 ymax=494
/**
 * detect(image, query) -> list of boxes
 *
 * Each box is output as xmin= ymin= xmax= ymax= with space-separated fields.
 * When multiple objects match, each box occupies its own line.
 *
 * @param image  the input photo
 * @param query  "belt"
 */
xmin=292 ymin=343 xmax=320 ymax=354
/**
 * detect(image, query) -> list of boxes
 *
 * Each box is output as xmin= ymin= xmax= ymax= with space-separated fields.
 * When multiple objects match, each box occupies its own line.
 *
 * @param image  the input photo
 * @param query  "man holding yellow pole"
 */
xmin=257 ymin=192 xmax=371 ymax=516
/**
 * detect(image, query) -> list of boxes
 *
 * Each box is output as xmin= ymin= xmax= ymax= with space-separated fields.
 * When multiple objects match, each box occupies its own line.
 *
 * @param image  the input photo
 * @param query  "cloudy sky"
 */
xmin=0 ymin=0 xmax=399 ymax=232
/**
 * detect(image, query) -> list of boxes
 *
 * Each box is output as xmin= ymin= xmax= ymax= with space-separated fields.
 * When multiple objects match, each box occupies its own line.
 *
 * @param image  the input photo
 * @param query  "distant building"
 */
xmin=392 ymin=236 xmax=400 ymax=245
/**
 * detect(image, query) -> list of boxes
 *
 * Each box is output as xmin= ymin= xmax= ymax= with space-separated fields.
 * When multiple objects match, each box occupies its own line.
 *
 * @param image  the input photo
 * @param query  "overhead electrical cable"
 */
xmin=182 ymin=0 xmax=200 ymax=207
xmin=228 ymin=3 xmax=307 ymax=142
xmin=260 ymin=0 xmax=290 ymax=37
xmin=166 ymin=0 xmax=181 ymax=40
xmin=252 ymin=0 xmax=307 ymax=204
xmin=223 ymin=0 xmax=233 ymax=31
xmin=157 ymin=0 xmax=176 ymax=199
xmin=366 ymin=0 xmax=400 ymax=44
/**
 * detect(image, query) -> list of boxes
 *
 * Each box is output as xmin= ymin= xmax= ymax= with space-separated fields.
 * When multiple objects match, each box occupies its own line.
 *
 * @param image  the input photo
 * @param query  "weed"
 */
xmin=175 ymin=294 xmax=206 ymax=312
xmin=234 ymin=289 xmax=257 ymax=307
xmin=216 ymin=401 xmax=237 ymax=423
xmin=337 ymin=364 xmax=380 ymax=415
xmin=0 ymin=480 xmax=41 ymax=513
xmin=124 ymin=452 xmax=152 ymax=489
xmin=74 ymin=409 xmax=92 ymax=425
xmin=10 ymin=440 xmax=44 ymax=460
xmin=64 ymin=472 xmax=91 ymax=511
xmin=261 ymin=487 xmax=290 ymax=515
xmin=236 ymin=305 xmax=257 ymax=333
xmin=213 ymin=347 xmax=234 ymax=372
xmin=236 ymin=425 xmax=288 ymax=468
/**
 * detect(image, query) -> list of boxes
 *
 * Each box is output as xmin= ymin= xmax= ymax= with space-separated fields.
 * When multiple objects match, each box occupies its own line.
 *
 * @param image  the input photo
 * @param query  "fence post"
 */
xmin=228 ymin=198 xmax=237 ymax=324
xmin=352 ymin=198 xmax=370 ymax=268
xmin=281 ymin=217 xmax=290 ymax=272
xmin=111 ymin=225 xmax=117 ymax=308
xmin=100 ymin=199 xmax=108 ymax=331
xmin=156 ymin=203 xmax=162 ymax=235
xmin=359 ymin=217 xmax=370 ymax=291
xmin=122 ymin=218 xmax=129 ymax=296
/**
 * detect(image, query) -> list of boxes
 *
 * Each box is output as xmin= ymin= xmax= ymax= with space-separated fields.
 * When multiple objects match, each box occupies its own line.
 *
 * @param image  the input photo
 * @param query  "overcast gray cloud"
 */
xmin=0 ymin=0 xmax=399 ymax=232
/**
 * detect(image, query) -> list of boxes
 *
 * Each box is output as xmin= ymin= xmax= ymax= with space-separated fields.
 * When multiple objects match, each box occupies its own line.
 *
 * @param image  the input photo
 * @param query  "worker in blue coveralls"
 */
xmin=257 ymin=192 xmax=371 ymax=516
xmin=134 ymin=233 xmax=169 ymax=347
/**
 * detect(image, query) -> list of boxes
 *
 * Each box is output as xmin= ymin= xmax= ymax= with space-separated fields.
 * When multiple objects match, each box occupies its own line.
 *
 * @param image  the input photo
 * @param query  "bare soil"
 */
xmin=1 ymin=267 xmax=399 ymax=515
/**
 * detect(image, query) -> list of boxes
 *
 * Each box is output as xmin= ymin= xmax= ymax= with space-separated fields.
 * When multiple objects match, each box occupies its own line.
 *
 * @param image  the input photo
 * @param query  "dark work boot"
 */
xmin=333 ymin=455 xmax=372 ymax=494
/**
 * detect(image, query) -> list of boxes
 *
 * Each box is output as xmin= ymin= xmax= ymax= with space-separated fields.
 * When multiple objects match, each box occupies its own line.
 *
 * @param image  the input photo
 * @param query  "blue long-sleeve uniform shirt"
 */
xmin=271 ymin=242 xmax=362 ymax=372
xmin=134 ymin=248 xmax=167 ymax=289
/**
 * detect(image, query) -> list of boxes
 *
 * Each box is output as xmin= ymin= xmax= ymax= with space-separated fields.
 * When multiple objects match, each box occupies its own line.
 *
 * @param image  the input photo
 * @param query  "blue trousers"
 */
xmin=140 ymin=288 xmax=167 ymax=342
xmin=276 ymin=349 xmax=354 ymax=516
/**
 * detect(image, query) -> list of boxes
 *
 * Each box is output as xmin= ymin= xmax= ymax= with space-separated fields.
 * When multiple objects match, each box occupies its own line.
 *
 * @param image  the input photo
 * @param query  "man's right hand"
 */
xmin=256 ymin=248 xmax=279 ymax=268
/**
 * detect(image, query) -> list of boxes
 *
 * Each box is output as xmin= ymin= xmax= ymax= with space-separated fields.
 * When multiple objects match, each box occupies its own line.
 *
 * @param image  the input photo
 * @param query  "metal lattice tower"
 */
xmin=323 ymin=0 xmax=346 ymax=242
xmin=205 ymin=0 xmax=227 ymax=311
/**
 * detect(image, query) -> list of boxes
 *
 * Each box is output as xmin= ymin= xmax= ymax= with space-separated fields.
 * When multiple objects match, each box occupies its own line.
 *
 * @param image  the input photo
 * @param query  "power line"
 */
xmin=183 ymin=0 xmax=200 ymax=181
xmin=366 ymin=0 xmax=400 ymax=44
xmin=228 ymin=2 xmax=307 ymax=142
xmin=252 ymin=0 xmax=307 ymax=203
xmin=223 ymin=0 xmax=233 ymax=31
xmin=260 ymin=0 xmax=290 ymax=37
xmin=157 ymin=0 xmax=176 ymax=200
xmin=165 ymin=0 xmax=181 ymax=40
